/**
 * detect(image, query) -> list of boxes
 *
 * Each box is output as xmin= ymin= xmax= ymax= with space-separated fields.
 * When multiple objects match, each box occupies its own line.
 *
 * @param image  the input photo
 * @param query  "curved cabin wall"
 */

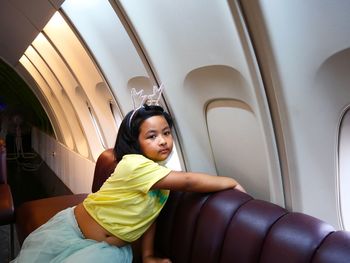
xmin=16 ymin=1 xmax=283 ymax=203
xmin=43 ymin=12 xmax=113 ymax=160
xmin=117 ymin=0 xmax=284 ymax=205
xmin=15 ymin=0 xmax=183 ymax=193
xmin=9 ymin=0 xmax=350 ymax=230
xmin=30 ymin=33 xmax=89 ymax=157
xmin=323 ymin=49 xmax=350 ymax=230
xmin=241 ymin=0 xmax=350 ymax=229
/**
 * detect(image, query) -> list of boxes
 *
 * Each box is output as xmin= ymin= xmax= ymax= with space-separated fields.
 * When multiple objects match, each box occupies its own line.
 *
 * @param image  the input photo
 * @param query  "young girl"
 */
xmin=12 ymin=104 xmax=244 ymax=263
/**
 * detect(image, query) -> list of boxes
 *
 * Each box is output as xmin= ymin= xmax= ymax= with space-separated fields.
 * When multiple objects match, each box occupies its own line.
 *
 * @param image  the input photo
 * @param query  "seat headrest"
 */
xmin=91 ymin=148 xmax=117 ymax=192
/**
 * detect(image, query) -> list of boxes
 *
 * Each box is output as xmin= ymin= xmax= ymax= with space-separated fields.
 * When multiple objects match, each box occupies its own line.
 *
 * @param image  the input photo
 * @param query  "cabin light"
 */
xmin=19 ymin=55 xmax=27 ymax=64
xmin=45 ymin=12 xmax=65 ymax=30
xmin=109 ymin=100 xmax=122 ymax=128
xmin=32 ymin=33 xmax=47 ymax=47
xmin=87 ymin=104 xmax=107 ymax=149
xmin=24 ymin=46 xmax=36 ymax=58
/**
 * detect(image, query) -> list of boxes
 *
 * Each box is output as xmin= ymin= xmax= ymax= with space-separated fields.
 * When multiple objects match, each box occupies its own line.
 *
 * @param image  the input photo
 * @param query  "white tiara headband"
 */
xmin=128 ymin=84 xmax=164 ymax=128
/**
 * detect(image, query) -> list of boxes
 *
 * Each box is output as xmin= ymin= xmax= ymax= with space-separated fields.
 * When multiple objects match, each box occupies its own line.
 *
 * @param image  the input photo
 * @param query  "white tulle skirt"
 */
xmin=11 ymin=207 xmax=132 ymax=263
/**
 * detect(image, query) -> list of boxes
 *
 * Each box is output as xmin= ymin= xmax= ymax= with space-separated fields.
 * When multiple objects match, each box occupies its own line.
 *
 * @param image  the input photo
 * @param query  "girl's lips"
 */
xmin=159 ymin=149 xmax=169 ymax=154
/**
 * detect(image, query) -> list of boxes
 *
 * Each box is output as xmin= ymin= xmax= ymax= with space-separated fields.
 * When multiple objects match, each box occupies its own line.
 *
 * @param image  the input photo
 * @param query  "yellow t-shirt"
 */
xmin=83 ymin=154 xmax=171 ymax=242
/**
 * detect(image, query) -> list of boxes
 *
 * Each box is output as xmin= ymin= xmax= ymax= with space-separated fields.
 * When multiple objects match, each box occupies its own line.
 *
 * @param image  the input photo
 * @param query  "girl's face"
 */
xmin=138 ymin=115 xmax=173 ymax=162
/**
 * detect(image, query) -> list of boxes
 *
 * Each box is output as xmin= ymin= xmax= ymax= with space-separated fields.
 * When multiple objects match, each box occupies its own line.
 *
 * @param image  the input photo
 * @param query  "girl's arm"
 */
xmin=152 ymin=171 xmax=245 ymax=193
xmin=141 ymin=222 xmax=171 ymax=263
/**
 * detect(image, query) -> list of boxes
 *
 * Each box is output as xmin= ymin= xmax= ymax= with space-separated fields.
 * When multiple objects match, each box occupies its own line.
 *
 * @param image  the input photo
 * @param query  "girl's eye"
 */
xmin=147 ymin=135 xmax=157 ymax=139
xmin=164 ymin=131 xmax=171 ymax=136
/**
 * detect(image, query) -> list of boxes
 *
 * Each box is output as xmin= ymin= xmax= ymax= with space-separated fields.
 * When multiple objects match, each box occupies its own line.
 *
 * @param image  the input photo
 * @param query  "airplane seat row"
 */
xmin=0 ymin=143 xmax=14 ymax=224
xmin=15 ymin=148 xmax=350 ymax=262
xmin=0 ymin=142 xmax=15 ymax=258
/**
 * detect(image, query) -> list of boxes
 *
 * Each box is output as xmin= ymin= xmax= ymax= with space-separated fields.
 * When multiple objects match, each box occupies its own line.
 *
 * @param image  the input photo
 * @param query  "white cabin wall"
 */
xmin=61 ymin=0 xmax=151 ymax=116
xmin=9 ymin=0 xmax=350 ymax=230
xmin=117 ymin=0 xmax=284 ymax=205
xmin=32 ymin=127 xmax=95 ymax=194
xmin=241 ymin=0 xmax=350 ymax=229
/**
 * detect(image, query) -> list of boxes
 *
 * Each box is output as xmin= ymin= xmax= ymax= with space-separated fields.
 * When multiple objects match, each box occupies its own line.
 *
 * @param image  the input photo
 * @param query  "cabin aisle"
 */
xmin=1 ymin=156 xmax=47 ymax=262
xmin=0 ymin=225 xmax=15 ymax=263
xmin=1 ymin=152 xmax=72 ymax=262
xmin=7 ymin=156 xmax=48 ymax=207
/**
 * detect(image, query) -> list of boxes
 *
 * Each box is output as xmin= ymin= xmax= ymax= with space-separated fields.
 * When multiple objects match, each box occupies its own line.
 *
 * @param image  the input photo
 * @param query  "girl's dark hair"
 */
xmin=113 ymin=104 xmax=173 ymax=162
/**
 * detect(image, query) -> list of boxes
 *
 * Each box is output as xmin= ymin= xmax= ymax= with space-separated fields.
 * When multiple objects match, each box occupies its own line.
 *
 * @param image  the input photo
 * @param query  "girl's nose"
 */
xmin=159 ymin=136 xmax=167 ymax=145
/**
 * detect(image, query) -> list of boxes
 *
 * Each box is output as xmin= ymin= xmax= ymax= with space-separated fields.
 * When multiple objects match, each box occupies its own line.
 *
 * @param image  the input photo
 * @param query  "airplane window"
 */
xmin=109 ymin=101 xmax=122 ymax=128
xmin=338 ymin=107 xmax=350 ymax=230
xmin=87 ymin=104 xmax=107 ymax=149
xmin=206 ymin=99 xmax=270 ymax=201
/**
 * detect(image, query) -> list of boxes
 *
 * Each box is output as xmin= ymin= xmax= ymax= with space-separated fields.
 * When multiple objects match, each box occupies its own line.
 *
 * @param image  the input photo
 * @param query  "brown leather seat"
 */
xmin=0 ymin=184 xmax=14 ymax=225
xmin=155 ymin=190 xmax=350 ymax=263
xmin=0 ymin=144 xmax=14 ymax=225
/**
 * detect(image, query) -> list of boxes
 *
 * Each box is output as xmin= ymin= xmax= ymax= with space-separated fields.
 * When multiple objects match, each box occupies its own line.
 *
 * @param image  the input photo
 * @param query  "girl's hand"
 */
xmin=234 ymin=184 xmax=246 ymax=193
xmin=143 ymin=255 xmax=172 ymax=263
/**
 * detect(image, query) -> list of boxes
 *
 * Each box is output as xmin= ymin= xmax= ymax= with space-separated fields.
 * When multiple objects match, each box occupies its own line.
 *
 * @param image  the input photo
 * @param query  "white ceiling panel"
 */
xmin=0 ymin=0 xmax=38 ymax=65
xmin=0 ymin=0 xmax=64 ymax=66
xmin=11 ymin=0 xmax=57 ymax=30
